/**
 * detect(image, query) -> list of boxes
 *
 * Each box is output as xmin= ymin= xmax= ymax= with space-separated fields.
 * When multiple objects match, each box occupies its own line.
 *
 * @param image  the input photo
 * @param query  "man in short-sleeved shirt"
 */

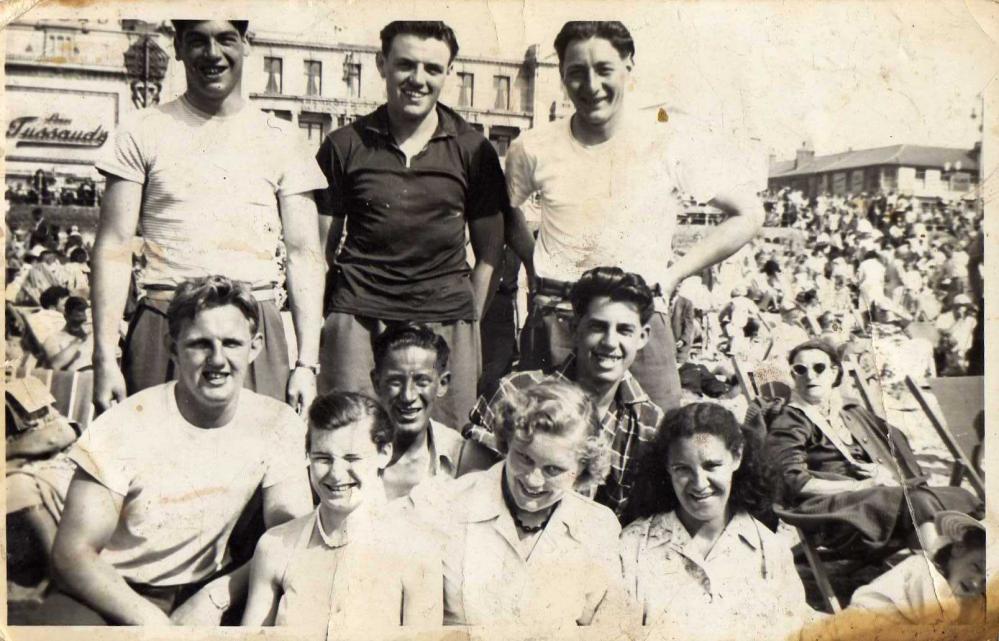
xmin=46 ymin=276 xmax=312 ymax=626
xmin=315 ymin=21 xmax=505 ymax=429
xmin=92 ymin=20 xmax=326 ymax=413
xmin=504 ymin=21 xmax=765 ymax=412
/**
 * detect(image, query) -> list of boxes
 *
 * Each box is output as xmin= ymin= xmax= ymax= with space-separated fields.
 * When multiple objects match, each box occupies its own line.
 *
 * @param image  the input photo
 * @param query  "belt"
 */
xmin=143 ymin=283 xmax=278 ymax=303
xmin=534 ymin=276 xmax=575 ymax=299
xmin=534 ymin=276 xmax=663 ymax=299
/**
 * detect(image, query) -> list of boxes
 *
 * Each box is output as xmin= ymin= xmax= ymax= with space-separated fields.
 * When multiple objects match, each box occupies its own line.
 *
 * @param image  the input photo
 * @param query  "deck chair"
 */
xmin=903 ymin=375 xmax=984 ymax=500
xmin=739 ymin=356 xmax=902 ymax=613
xmin=22 ymin=366 xmax=96 ymax=433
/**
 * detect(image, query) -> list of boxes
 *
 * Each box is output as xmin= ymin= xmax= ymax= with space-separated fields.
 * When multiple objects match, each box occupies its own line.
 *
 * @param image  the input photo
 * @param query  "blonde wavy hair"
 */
xmin=491 ymin=377 xmax=611 ymax=492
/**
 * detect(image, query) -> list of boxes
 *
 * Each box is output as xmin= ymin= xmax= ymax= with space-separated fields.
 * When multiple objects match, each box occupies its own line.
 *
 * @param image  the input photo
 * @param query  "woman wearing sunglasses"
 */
xmin=766 ymin=339 xmax=981 ymax=556
xmin=619 ymin=403 xmax=814 ymax=637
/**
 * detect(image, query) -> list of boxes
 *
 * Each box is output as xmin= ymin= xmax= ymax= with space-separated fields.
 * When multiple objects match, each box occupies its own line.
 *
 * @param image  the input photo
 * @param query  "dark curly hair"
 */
xmin=570 ymin=266 xmax=655 ymax=325
xmin=553 ymin=21 xmax=635 ymax=67
xmin=379 ymin=21 xmax=459 ymax=63
xmin=622 ymin=403 xmax=777 ymax=528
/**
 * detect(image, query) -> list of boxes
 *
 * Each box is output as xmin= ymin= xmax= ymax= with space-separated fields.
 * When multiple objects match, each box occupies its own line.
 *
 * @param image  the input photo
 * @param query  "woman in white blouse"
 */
xmin=620 ymin=402 xmax=814 ymax=639
xmin=408 ymin=378 xmax=632 ymax=627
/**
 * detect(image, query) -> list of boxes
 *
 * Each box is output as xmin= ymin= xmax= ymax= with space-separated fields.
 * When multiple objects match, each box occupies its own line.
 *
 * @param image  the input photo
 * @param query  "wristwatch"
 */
xmin=294 ymin=360 xmax=320 ymax=375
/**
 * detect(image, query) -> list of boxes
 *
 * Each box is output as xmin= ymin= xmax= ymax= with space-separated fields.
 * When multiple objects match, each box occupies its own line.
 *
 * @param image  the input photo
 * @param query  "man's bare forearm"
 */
xmin=91 ymin=239 xmax=134 ymax=364
xmin=52 ymin=547 xmax=170 ymax=625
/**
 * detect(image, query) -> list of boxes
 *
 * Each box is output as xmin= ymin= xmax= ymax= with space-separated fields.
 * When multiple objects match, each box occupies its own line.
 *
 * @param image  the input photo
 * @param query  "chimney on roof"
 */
xmin=794 ymin=142 xmax=814 ymax=170
xmin=768 ymin=153 xmax=777 ymax=168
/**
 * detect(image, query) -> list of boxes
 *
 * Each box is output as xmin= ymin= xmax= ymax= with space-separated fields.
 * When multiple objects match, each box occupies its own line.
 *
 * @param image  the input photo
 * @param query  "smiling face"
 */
xmin=170 ymin=304 xmax=262 ymax=413
xmin=372 ymin=346 xmax=449 ymax=438
xmin=947 ymin=540 xmax=986 ymax=599
xmin=574 ymin=296 xmax=650 ymax=389
xmin=790 ymin=348 xmax=839 ymax=405
xmin=377 ymin=34 xmax=452 ymax=126
xmin=308 ymin=417 xmax=392 ymax=517
xmin=668 ymin=433 xmax=742 ymax=531
xmin=560 ymin=36 xmax=632 ymax=132
xmin=504 ymin=428 xmax=585 ymax=514
xmin=174 ymin=21 xmax=247 ymax=108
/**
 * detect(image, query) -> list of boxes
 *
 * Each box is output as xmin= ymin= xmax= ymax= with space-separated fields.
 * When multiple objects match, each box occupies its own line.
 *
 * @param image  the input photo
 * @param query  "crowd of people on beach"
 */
xmin=4 ymin=17 xmax=986 ymax=639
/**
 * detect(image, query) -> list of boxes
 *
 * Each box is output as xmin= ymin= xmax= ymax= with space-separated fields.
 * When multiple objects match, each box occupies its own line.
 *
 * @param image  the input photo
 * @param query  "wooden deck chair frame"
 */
xmin=903 ymin=375 xmax=984 ymax=501
xmin=735 ymin=355 xmax=884 ymax=614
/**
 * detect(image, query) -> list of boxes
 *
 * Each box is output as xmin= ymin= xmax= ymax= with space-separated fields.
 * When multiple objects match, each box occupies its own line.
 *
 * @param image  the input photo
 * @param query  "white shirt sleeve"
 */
xmin=504 ymin=135 xmax=538 ymax=209
xmin=262 ymin=405 xmax=309 ymax=488
xmin=95 ymin=115 xmax=149 ymax=184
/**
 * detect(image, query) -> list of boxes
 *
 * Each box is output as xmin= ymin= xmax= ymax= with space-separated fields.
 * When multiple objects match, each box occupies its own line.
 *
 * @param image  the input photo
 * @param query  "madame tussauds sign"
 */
xmin=7 ymin=113 xmax=109 ymax=148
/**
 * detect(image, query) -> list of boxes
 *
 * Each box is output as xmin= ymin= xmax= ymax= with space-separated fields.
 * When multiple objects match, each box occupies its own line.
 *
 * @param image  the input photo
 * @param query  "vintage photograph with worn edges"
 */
xmin=2 ymin=1 xmax=997 ymax=640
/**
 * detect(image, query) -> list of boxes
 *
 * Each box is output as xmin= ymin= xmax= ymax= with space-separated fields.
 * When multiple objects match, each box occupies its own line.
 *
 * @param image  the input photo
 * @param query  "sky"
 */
xmin=14 ymin=0 xmax=999 ymax=160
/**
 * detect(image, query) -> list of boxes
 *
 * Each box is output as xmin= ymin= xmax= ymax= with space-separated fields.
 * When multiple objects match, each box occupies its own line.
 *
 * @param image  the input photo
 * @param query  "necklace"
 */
xmin=501 ymin=470 xmax=556 ymax=534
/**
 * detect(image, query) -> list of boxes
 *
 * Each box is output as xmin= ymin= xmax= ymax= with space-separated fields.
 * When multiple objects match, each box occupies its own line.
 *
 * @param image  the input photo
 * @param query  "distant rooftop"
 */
xmin=770 ymin=144 xmax=978 ymax=178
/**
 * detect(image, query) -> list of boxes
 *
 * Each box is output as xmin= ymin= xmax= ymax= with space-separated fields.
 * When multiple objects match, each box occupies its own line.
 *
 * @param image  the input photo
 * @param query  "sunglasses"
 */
xmin=791 ymin=363 xmax=832 ymax=377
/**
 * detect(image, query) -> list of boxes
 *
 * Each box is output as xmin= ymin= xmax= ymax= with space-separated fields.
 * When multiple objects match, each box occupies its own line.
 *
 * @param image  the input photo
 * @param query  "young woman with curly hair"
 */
xmin=407 ymin=377 xmax=632 ymax=627
xmin=619 ymin=402 xmax=815 ymax=636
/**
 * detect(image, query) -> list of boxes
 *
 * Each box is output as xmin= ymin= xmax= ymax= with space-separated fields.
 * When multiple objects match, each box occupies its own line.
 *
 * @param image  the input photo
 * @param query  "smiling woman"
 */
xmin=620 ymin=403 xmax=813 ymax=635
xmin=407 ymin=378 xmax=631 ymax=626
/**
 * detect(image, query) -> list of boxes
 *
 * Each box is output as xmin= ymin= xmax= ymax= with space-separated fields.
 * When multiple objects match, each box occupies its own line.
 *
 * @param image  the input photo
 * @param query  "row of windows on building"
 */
xmin=279 ymin=110 xmax=518 ymax=157
xmin=262 ymin=56 xmax=514 ymax=110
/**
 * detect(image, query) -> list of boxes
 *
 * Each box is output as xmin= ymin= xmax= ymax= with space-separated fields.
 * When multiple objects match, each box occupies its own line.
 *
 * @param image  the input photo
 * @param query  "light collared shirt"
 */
xmin=271 ymin=502 xmax=442 ymax=631
xmin=408 ymin=461 xmax=630 ymax=627
xmin=620 ymin=510 xmax=812 ymax=636
xmin=849 ymin=552 xmax=983 ymax=624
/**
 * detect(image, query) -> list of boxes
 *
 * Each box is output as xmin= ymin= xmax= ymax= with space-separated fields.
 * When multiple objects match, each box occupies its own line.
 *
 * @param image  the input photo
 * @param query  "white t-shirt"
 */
xmin=505 ymin=111 xmax=764 ymax=286
xmin=69 ymin=382 xmax=307 ymax=586
xmin=96 ymin=96 xmax=327 ymax=288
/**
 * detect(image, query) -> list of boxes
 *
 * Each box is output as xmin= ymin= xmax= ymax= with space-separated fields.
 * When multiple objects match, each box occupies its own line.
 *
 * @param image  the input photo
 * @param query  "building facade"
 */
xmin=768 ymin=143 xmax=981 ymax=207
xmin=4 ymin=18 xmax=569 ymax=197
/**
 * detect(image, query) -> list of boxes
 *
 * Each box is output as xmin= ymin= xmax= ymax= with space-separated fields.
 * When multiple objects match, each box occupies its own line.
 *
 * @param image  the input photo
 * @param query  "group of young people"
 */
xmin=18 ymin=15 xmax=985 ymax=637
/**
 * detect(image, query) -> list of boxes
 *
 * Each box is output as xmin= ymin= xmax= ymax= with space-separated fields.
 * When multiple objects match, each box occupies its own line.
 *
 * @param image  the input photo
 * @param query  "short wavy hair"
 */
xmin=172 ymin=20 xmax=250 ymax=38
xmin=570 ymin=266 xmax=655 ymax=325
xmin=623 ymin=402 xmax=776 ymax=527
xmin=553 ymin=21 xmax=635 ymax=67
xmin=373 ymin=323 xmax=450 ymax=374
xmin=491 ymin=378 xmax=610 ymax=491
xmin=788 ymin=338 xmax=844 ymax=387
xmin=307 ymin=391 xmax=394 ymax=453
xmin=380 ymin=21 xmax=459 ymax=63
xmin=166 ymin=275 xmax=259 ymax=340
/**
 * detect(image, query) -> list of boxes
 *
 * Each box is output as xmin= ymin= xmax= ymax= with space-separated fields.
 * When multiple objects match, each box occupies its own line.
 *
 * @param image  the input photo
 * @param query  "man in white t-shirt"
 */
xmin=504 ymin=21 xmax=765 ymax=411
xmin=45 ymin=276 xmax=312 ymax=625
xmin=92 ymin=20 xmax=326 ymax=414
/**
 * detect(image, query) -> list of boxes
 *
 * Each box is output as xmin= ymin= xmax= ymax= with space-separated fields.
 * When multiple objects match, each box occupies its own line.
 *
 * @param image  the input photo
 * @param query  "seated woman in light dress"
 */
xmin=408 ymin=378 xmax=632 ymax=627
xmin=241 ymin=392 xmax=441 ymax=630
xmin=620 ymin=402 xmax=814 ymax=639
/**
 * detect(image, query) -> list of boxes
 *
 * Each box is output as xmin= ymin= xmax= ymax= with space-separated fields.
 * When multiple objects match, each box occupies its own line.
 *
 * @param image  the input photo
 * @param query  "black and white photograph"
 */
xmin=3 ymin=1 xmax=997 ymax=639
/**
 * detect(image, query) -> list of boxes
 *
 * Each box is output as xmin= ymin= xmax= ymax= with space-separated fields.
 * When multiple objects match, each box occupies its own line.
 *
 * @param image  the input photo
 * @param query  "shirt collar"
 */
xmin=462 ymin=461 xmax=587 ymax=542
xmin=365 ymin=103 xmax=457 ymax=141
xmin=427 ymin=419 xmax=461 ymax=476
xmin=645 ymin=510 xmax=760 ymax=553
xmin=558 ymin=354 xmax=650 ymax=407
xmin=314 ymin=495 xmax=384 ymax=549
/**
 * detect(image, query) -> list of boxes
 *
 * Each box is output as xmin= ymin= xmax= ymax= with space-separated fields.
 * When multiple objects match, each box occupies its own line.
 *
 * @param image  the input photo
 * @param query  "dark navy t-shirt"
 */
xmin=315 ymin=104 xmax=507 ymax=321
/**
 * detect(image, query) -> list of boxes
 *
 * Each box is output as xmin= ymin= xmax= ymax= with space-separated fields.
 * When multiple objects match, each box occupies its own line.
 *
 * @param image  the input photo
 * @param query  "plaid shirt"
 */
xmin=468 ymin=356 xmax=665 ymax=517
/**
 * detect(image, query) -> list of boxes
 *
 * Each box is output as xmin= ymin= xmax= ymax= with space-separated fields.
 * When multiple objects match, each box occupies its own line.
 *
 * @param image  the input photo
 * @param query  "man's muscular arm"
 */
xmin=661 ymin=187 xmax=765 ymax=296
xmin=91 ymin=177 xmax=143 ymax=413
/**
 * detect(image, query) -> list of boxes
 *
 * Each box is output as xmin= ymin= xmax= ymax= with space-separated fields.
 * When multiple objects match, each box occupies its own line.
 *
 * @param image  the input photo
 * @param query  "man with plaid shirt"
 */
xmin=466 ymin=266 xmax=665 ymax=518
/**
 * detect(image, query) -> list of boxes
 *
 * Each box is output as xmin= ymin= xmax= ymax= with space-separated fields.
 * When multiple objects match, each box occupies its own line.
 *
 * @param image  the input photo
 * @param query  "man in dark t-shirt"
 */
xmin=315 ymin=21 xmax=505 ymax=428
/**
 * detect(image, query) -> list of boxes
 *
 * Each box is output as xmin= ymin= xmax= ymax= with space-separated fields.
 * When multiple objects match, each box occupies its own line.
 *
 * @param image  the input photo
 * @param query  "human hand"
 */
xmin=93 ymin=359 xmax=127 ymax=415
xmin=286 ymin=366 xmax=317 ymax=416
xmin=854 ymin=462 xmax=900 ymax=487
